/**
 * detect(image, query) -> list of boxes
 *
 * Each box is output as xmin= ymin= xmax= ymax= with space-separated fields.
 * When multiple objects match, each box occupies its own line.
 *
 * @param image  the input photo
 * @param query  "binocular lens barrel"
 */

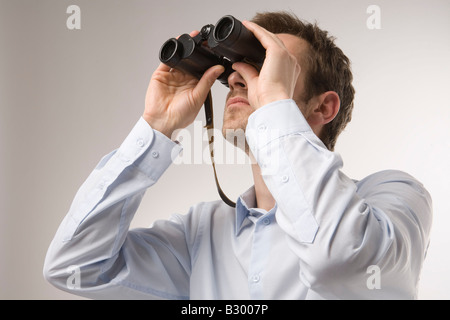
xmin=159 ymin=34 xmax=227 ymax=81
xmin=214 ymin=16 xmax=234 ymax=41
xmin=160 ymin=39 xmax=180 ymax=64
xmin=212 ymin=15 xmax=265 ymax=68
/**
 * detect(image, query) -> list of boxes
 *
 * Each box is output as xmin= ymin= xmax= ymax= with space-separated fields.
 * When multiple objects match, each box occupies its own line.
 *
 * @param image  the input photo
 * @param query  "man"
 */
xmin=44 ymin=11 xmax=432 ymax=299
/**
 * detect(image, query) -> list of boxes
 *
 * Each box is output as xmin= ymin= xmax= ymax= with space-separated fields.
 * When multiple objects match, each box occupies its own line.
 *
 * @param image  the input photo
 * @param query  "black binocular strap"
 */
xmin=204 ymin=91 xmax=237 ymax=208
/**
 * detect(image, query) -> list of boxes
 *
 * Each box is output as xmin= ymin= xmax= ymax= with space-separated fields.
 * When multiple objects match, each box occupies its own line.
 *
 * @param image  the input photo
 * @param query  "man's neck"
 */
xmin=251 ymin=162 xmax=276 ymax=211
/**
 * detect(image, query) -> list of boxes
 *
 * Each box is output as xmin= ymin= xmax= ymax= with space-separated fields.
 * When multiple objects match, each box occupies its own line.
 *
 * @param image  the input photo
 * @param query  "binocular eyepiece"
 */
xmin=159 ymin=15 xmax=266 ymax=87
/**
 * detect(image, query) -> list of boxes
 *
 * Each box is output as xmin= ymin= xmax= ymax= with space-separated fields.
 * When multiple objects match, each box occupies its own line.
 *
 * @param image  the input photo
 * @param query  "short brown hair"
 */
xmin=251 ymin=11 xmax=355 ymax=151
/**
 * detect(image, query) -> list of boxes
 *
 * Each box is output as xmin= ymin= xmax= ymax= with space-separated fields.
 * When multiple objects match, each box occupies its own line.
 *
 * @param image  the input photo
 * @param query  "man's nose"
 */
xmin=227 ymin=71 xmax=247 ymax=90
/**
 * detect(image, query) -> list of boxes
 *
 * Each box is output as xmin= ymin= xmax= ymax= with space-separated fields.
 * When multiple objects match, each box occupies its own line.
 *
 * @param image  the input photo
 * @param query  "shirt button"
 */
xmin=263 ymin=218 xmax=270 ymax=225
xmin=136 ymin=139 xmax=145 ymax=147
xmin=98 ymin=180 xmax=109 ymax=190
xmin=251 ymin=275 xmax=260 ymax=283
xmin=281 ymin=175 xmax=289 ymax=183
xmin=359 ymin=203 xmax=368 ymax=212
xmin=151 ymin=150 xmax=159 ymax=158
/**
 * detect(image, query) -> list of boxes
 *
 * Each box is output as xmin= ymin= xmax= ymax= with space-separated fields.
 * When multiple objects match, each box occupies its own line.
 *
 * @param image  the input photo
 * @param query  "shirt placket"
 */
xmin=247 ymin=212 xmax=274 ymax=299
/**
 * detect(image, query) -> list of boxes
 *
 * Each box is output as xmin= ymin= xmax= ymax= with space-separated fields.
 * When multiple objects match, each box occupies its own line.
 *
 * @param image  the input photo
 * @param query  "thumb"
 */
xmin=232 ymin=62 xmax=259 ymax=86
xmin=192 ymin=65 xmax=225 ymax=104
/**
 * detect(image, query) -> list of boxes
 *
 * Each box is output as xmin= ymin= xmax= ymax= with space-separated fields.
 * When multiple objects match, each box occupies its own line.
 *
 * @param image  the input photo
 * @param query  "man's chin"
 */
xmin=222 ymin=122 xmax=246 ymax=137
xmin=221 ymin=123 xmax=248 ymax=152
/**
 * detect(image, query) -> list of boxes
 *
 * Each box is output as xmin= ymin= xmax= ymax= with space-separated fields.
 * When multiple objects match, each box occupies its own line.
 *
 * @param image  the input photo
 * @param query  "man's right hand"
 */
xmin=143 ymin=34 xmax=224 ymax=138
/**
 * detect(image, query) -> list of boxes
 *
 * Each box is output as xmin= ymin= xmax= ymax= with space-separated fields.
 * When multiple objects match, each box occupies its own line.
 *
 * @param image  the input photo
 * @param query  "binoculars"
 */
xmin=159 ymin=15 xmax=266 ymax=87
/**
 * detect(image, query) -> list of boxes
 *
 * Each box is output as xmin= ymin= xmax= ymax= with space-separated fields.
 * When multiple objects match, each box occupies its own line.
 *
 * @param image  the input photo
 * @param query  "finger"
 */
xmin=175 ymin=30 xmax=199 ymax=40
xmin=242 ymin=20 xmax=286 ymax=50
xmin=232 ymin=62 xmax=259 ymax=85
xmin=157 ymin=62 xmax=171 ymax=72
xmin=192 ymin=65 xmax=225 ymax=104
xmin=189 ymin=30 xmax=200 ymax=37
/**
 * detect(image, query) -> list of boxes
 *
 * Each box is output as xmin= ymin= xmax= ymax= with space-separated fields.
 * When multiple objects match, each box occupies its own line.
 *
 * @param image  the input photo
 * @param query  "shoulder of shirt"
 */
xmin=355 ymin=169 xmax=430 ymax=199
xmin=168 ymin=200 xmax=236 ymax=247
xmin=191 ymin=199 xmax=235 ymax=215
xmin=171 ymin=199 xmax=235 ymax=223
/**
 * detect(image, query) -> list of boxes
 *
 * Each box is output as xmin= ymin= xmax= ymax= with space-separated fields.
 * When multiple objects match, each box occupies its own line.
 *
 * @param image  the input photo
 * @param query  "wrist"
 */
xmin=142 ymin=114 xmax=174 ymax=139
xmin=257 ymin=94 xmax=291 ymax=110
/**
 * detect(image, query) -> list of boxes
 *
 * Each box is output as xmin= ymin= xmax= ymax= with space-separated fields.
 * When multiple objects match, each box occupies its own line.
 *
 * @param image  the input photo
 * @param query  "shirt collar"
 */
xmin=235 ymin=186 xmax=277 ymax=236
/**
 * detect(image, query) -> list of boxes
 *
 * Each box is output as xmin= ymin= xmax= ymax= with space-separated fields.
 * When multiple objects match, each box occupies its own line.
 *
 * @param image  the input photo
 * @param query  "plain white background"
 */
xmin=1 ymin=0 xmax=449 ymax=299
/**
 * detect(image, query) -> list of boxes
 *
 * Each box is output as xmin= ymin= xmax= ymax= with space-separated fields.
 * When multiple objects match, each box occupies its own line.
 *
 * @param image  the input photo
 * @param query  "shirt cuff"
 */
xmin=245 ymin=99 xmax=314 ymax=151
xmin=109 ymin=117 xmax=183 ymax=184
xmin=61 ymin=117 xmax=183 ymax=242
xmin=245 ymin=100 xmax=320 ymax=244
xmin=126 ymin=117 xmax=183 ymax=180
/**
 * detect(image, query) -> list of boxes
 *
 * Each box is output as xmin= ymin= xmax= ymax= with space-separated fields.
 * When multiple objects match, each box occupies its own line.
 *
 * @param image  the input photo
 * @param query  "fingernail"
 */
xmin=215 ymin=66 xmax=225 ymax=76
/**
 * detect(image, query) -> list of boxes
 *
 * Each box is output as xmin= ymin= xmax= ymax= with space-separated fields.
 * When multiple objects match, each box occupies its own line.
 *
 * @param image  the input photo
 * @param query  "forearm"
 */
xmin=43 ymin=117 xmax=182 ymax=294
xmin=245 ymin=100 xmax=432 ymax=298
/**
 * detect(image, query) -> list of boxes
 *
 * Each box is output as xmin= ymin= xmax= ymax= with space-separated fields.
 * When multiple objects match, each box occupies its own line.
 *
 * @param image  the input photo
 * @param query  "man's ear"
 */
xmin=307 ymin=91 xmax=340 ymax=126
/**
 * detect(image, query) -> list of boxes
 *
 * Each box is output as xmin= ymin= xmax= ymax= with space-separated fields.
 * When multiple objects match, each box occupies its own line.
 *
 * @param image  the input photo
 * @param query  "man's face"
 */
xmin=222 ymin=33 xmax=311 ymax=139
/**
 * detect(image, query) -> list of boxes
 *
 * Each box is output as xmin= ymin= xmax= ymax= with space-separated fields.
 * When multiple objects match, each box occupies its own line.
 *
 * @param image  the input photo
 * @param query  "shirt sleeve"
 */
xmin=245 ymin=99 xmax=433 ymax=299
xmin=43 ymin=117 xmax=195 ymax=300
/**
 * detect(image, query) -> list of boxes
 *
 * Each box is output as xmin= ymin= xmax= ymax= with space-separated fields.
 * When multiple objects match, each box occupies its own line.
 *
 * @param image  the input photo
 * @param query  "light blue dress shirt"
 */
xmin=44 ymin=99 xmax=432 ymax=299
